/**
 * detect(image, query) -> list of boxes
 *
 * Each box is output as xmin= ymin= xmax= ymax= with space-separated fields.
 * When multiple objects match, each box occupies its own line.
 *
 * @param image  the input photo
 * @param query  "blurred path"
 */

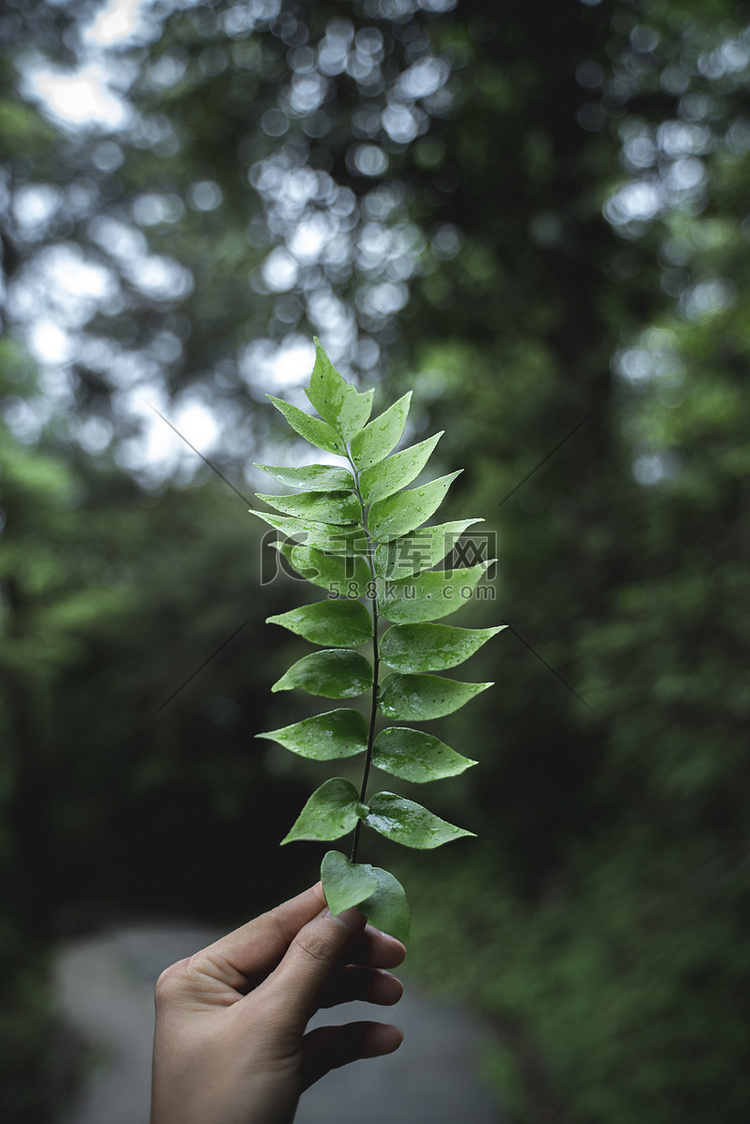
xmin=52 ymin=921 xmax=502 ymax=1124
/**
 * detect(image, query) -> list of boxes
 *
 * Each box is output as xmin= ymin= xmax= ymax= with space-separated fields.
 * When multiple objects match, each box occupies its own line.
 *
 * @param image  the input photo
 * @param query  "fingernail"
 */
xmin=327 ymin=906 xmax=364 ymax=934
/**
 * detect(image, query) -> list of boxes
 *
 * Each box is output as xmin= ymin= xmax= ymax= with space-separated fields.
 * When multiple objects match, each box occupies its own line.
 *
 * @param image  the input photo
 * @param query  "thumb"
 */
xmin=260 ymin=906 xmax=365 ymax=1025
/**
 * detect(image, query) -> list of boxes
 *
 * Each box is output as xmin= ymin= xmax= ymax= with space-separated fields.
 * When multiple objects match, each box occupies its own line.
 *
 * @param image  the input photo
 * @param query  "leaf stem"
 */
xmin=346 ymin=448 xmax=379 ymax=865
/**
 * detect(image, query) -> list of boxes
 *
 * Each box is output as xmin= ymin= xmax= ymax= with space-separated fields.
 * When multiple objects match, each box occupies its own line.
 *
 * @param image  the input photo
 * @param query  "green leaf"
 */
xmin=378 ymin=672 xmax=493 ymax=720
xmin=319 ymin=854 xmax=411 ymax=942
xmin=379 ymin=562 xmax=495 ymax=624
xmin=281 ymin=779 xmax=365 ymax=844
xmin=256 ymin=490 xmax=360 ymax=525
xmin=287 ymin=545 xmax=372 ymax=598
xmin=254 ymin=463 xmax=354 ymax=491
xmin=365 ymin=792 xmax=475 ymax=849
xmin=360 ymin=866 xmax=410 ymax=942
xmin=305 ymin=340 xmax=374 ymax=441
xmin=267 ymin=395 xmax=346 ymax=455
xmin=271 ymin=540 xmax=350 ymax=589
xmin=248 ymin=510 xmax=368 ymax=556
xmin=350 ymin=392 xmax=412 ymax=471
xmin=373 ymin=519 xmax=484 ymax=580
xmin=368 ymin=472 xmax=462 ymax=543
xmin=320 ymin=850 xmax=379 ymax=915
xmin=380 ymin=623 xmax=506 ymax=672
xmin=359 ymin=432 xmax=443 ymax=505
xmin=267 ymin=599 xmax=372 ymax=647
xmin=272 ymin=650 xmax=372 ymax=697
xmin=256 ymin=708 xmax=368 ymax=760
xmin=372 ymin=726 xmax=477 ymax=782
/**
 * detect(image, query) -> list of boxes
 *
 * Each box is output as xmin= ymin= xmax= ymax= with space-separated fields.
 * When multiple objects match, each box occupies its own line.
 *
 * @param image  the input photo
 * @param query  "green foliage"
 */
xmin=255 ymin=464 xmax=355 ymax=491
xmin=359 ymin=433 xmax=443 ymax=505
xmin=281 ymin=778 xmax=365 ymax=844
xmin=378 ymin=673 xmax=493 ymax=722
xmin=248 ymin=509 xmax=368 ymax=556
xmin=372 ymin=728 xmax=476 ymax=783
xmin=367 ymin=472 xmax=462 ymax=543
xmin=374 ymin=522 xmax=484 ymax=581
xmin=255 ymin=489 xmax=360 ymax=524
xmin=380 ymin=624 xmax=506 ymax=674
xmin=271 ymin=649 xmax=373 ymax=698
xmin=267 ymin=600 xmax=372 ymax=648
xmin=379 ymin=566 xmax=495 ymax=624
xmin=364 ymin=792 xmax=475 ymax=850
xmin=320 ymin=851 xmax=378 ymax=915
xmin=257 ymin=709 xmax=368 ymax=761
xmin=321 ymin=853 xmax=411 ymax=940
xmin=275 ymin=542 xmax=372 ymax=597
xmin=350 ymin=394 xmax=412 ymax=470
xmin=252 ymin=341 xmax=500 ymax=942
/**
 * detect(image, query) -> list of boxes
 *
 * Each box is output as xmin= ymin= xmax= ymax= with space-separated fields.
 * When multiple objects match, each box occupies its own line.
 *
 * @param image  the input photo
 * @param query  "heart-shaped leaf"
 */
xmin=267 ymin=395 xmax=345 ymax=455
xmin=381 ymin=622 xmax=506 ymax=672
xmin=267 ymin=599 xmax=373 ymax=647
xmin=368 ymin=472 xmax=462 ymax=543
xmin=349 ymin=392 xmax=412 ymax=471
xmin=378 ymin=672 xmax=493 ymax=720
xmin=320 ymin=850 xmax=379 ymax=915
xmin=254 ymin=463 xmax=354 ymax=491
xmin=272 ymin=650 xmax=372 ymax=697
xmin=365 ymin=792 xmax=475 ymax=849
xmin=256 ymin=708 xmax=368 ymax=759
xmin=305 ymin=340 xmax=374 ymax=440
xmin=359 ymin=865 xmax=410 ymax=942
xmin=319 ymin=854 xmax=411 ymax=942
xmin=256 ymin=490 xmax=360 ymax=525
xmin=281 ymin=779 xmax=365 ymax=843
xmin=372 ymin=726 xmax=477 ymax=781
xmin=379 ymin=562 xmax=495 ymax=624
xmin=359 ymin=432 xmax=443 ymax=505
xmin=373 ymin=519 xmax=484 ymax=580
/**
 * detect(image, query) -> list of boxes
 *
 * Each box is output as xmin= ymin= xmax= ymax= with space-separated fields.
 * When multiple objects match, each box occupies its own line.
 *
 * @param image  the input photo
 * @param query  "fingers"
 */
xmin=317 ymin=965 xmax=403 ymax=1010
xmin=189 ymin=883 xmax=327 ymax=986
xmin=258 ymin=906 xmax=367 ymax=1024
xmin=169 ymin=881 xmax=406 ymax=1011
xmin=301 ymin=1021 xmax=404 ymax=1091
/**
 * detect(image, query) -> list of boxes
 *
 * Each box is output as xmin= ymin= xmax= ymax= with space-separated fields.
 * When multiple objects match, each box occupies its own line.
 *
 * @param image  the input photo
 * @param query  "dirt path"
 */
xmin=52 ymin=921 xmax=502 ymax=1124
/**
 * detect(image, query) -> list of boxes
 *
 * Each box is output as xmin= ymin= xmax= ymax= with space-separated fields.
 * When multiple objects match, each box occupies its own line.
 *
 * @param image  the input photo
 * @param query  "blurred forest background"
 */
xmin=1 ymin=0 xmax=748 ymax=1120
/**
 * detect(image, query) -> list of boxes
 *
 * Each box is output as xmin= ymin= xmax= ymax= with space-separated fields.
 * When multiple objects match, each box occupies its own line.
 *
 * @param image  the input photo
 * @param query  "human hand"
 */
xmin=150 ymin=882 xmax=405 ymax=1124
